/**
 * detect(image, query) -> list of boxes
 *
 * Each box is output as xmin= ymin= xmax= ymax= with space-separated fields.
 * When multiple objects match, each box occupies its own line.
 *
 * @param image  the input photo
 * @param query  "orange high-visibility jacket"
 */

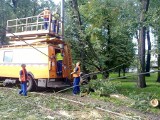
xmin=42 ymin=10 xmax=51 ymax=19
xmin=73 ymin=66 xmax=80 ymax=78
xmin=20 ymin=69 xmax=27 ymax=82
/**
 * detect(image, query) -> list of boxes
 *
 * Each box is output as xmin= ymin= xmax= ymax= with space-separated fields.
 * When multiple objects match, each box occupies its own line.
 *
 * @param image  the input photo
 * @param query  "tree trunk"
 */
xmin=105 ymin=23 xmax=111 ymax=68
xmin=138 ymin=17 xmax=146 ymax=88
xmin=0 ymin=0 xmax=7 ymax=45
xmin=145 ymin=28 xmax=151 ymax=76
xmin=107 ymin=23 xmax=111 ymax=68
xmin=118 ymin=69 xmax=121 ymax=77
xmin=123 ymin=66 xmax=126 ymax=77
xmin=157 ymin=35 xmax=160 ymax=82
xmin=71 ymin=0 xmax=82 ymax=26
xmin=137 ymin=0 xmax=150 ymax=88
xmin=12 ymin=0 xmax=18 ymax=14
xmin=71 ymin=0 xmax=85 ymax=71
xmin=157 ymin=54 xmax=160 ymax=82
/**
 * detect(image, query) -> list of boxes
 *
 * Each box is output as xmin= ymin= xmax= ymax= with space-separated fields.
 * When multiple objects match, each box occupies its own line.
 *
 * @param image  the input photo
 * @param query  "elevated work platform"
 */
xmin=6 ymin=15 xmax=61 ymax=40
xmin=1 ymin=38 xmax=65 ymax=48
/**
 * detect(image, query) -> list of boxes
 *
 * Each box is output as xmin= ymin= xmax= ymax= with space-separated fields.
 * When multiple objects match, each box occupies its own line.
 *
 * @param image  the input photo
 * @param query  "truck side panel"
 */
xmin=0 ymin=45 xmax=49 ymax=79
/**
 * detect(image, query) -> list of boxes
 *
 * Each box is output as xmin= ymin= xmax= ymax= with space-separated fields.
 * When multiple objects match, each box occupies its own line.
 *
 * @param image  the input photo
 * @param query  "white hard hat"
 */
xmin=58 ymin=44 xmax=64 ymax=49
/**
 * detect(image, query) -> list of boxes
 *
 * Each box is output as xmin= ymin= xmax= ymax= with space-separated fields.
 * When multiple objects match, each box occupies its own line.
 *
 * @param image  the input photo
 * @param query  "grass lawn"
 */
xmin=0 ymin=88 xmax=81 ymax=120
xmin=112 ymin=72 xmax=160 ymax=97
xmin=0 ymin=87 xmax=109 ymax=120
xmin=0 ymin=71 xmax=160 ymax=119
xmin=88 ymin=72 xmax=160 ymax=114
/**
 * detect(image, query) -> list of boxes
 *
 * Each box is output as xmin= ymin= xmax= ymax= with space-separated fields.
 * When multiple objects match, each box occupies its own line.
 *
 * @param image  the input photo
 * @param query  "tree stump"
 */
xmin=150 ymin=99 xmax=159 ymax=108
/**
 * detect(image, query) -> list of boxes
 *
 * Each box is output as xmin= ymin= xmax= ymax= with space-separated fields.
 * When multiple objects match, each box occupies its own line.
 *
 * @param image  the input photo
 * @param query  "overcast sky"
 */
xmin=54 ymin=0 xmax=61 ymax=5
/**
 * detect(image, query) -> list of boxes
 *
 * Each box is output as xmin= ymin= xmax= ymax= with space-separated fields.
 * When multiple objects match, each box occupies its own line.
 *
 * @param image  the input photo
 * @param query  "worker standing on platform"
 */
xmin=52 ymin=9 xmax=60 ymax=34
xmin=56 ymin=49 xmax=64 ymax=76
xmin=39 ymin=7 xmax=51 ymax=30
xmin=19 ymin=64 xmax=28 ymax=96
xmin=71 ymin=62 xmax=81 ymax=95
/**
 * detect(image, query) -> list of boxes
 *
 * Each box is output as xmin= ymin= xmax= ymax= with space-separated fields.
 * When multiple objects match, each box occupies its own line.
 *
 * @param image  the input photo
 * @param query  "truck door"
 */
xmin=48 ymin=46 xmax=57 ymax=78
xmin=48 ymin=45 xmax=70 ymax=79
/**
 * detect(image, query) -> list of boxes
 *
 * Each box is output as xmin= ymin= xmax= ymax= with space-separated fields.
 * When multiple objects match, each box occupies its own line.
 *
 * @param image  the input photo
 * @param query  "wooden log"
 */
xmin=150 ymin=99 xmax=159 ymax=108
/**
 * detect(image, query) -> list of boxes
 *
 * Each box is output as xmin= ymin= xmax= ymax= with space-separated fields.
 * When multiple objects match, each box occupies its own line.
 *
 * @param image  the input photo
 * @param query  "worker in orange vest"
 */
xmin=39 ymin=7 xmax=51 ymax=30
xmin=71 ymin=62 xmax=81 ymax=95
xmin=19 ymin=64 xmax=28 ymax=96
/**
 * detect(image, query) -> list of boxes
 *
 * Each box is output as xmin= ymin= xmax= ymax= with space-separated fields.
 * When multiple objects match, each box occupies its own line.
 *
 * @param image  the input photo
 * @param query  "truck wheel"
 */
xmin=27 ymin=75 xmax=35 ymax=91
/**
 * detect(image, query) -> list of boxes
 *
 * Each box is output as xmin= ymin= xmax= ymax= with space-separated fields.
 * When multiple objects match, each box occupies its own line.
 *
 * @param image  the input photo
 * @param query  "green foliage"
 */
xmin=88 ymin=79 xmax=121 ymax=95
xmin=65 ymin=0 xmax=136 ymax=73
xmin=0 ymin=0 xmax=56 ymax=45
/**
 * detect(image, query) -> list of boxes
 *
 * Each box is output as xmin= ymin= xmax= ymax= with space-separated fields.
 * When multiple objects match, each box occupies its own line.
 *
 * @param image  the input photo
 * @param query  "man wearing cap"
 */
xmin=39 ymin=7 xmax=51 ymax=30
xmin=19 ymin=64 xmax=28 ymax=96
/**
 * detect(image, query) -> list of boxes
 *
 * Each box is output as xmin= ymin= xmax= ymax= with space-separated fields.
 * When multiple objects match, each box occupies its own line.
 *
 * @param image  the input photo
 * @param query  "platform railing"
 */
xmin=6 ymin=15 xmax=60 ymax=35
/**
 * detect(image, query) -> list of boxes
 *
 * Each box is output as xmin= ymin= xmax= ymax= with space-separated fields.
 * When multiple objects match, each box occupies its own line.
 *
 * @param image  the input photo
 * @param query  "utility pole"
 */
xmin=61 ymin=0 xmax=64 ymax=41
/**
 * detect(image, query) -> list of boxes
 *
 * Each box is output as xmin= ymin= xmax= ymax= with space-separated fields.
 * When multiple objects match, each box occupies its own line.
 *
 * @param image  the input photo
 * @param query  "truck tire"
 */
xmin=27 ymin=75 xmax=35 ymax=91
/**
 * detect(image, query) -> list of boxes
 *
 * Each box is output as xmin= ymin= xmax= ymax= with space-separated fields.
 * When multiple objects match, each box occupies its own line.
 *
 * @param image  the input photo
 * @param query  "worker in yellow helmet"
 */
xmin=55 ymin=49 xmax=64 ymax=76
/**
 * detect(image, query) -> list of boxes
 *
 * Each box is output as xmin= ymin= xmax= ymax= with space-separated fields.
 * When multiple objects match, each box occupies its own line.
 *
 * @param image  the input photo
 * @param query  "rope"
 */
xmin=55 ymin=70 xmax=160 ymax=94
xmin=0 ymin=26 xmax=51 ymax=59
xmin=0 ymin=25 xmax=70 ymax=70
xmin=82 ymin=62 xmax=130 ymax=78
xmin=81 ymin=54 xmax=147 ymax=79
xmin=1 ymin=25 xmax=135 ymax=75
xmin=0 ymin=25 xmax=157 ymax=90
xmin=0 ymin=25 xmax=150 ymax=75
xmin=108 ymin=70 xmax=160 ymax=81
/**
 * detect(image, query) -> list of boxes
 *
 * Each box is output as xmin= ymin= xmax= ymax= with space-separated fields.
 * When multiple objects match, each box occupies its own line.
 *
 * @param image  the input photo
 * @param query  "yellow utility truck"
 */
xmin=0 ymin=15 xmax=73 ymax=91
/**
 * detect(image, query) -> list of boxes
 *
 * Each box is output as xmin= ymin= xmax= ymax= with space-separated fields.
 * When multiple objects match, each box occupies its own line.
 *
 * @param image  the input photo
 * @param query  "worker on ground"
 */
xmin=52 ymin=8 xmax=60 ymax=34
xmin=39 ymin=7 xmax=51 ymax=30
xmin=71 ymin=62 xmax=81 ymax=95
xmin=55 ymin=49 xmax=64 ymax=76
xmin=19 ymin=64 xmax=28 ymax=96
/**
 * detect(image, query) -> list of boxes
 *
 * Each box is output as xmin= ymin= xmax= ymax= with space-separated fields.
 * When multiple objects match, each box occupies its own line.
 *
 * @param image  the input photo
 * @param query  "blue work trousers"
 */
xmin=19 ymin=82 xmax=27 ymax=96
xmin=44 ymin=18 xmax=49 ymax=30
xmin=53 ymin=20 xmax=59 ymax=33
xmin=57 ymin=60 xmax=62 ymax=76
xmin=73 ymin=77 xmax=80 ymax=94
